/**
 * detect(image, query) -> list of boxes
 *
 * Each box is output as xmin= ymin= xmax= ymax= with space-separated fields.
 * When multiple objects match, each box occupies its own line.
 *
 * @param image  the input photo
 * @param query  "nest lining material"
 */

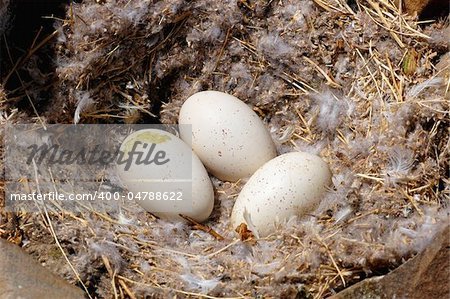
xmin=0 ymin=0 xmax=449 ymax=298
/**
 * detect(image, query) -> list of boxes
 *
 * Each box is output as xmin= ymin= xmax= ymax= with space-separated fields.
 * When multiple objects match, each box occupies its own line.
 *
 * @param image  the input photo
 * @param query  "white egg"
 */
xmin=116 ymin=129 xmax=214 ymax=222
xmin=178 ymin=91 xmax=277 ymax=182
xmin=230 ymin=152 xmax=332 ymax=237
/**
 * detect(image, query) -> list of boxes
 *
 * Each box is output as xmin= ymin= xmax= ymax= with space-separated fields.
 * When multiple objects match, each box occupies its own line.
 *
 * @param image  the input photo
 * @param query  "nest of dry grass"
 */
xmin=0 ymin=0 xmax=449 ymax=298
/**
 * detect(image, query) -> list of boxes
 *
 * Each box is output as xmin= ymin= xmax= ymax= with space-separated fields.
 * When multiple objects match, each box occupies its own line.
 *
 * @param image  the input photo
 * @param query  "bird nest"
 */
xmin=0 ymin=0 xmax=449 ymax=298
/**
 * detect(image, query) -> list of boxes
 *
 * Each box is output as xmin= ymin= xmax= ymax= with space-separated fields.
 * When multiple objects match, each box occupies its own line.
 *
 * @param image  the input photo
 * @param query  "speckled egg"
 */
xmin=230 ymin=151 xmax=332 ymax=237
xmin=116 ymin=129 xmax=214 ymax=222
xmin=178 ymin=90 xmax=277 ymax=182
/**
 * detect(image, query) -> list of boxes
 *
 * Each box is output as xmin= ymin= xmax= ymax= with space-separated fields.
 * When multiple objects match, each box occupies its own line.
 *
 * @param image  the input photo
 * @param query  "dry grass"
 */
xmin=0 ymin=0 xmax=449 ymax=298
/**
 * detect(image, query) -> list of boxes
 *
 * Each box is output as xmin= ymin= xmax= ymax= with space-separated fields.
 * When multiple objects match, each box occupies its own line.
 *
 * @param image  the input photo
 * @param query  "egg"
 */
xmin=178 ymin=91 xmax=277 ymax=182
xmin=116 ymin=129 xmax=214 ymax=222
xmin=230 ymin=151 xmax=332 ymax=237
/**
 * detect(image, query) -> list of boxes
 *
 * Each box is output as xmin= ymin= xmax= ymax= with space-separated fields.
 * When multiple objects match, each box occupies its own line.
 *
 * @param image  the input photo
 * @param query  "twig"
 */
xmin=101 ymin=255 xmax=118 ymax=299
xmin=207 ymin=239 xmax=240 ymax=258
xmin=179 ymin=214 xmax=224 ymax=240
xmin=213 ymin=26 xmax=233 ymax=72
xmin=2 ymin=30 xmax=58 ymax=86
xmin=2 ymin=35 xmax=47 ymax=129
xmin=31 ymin=159 xmax=92 ymax=298
xmin=401 ymin=188 xmax=424 ymax=216
xmin=117 ymin=275 xmax=244 ymax=299
xmin=316 ymin=237 xmax=346 ymax=287
xmin=303 ymin=56 xmax=342 ymax=89
xmin=118 ymin=279 xmax=137 ymax=299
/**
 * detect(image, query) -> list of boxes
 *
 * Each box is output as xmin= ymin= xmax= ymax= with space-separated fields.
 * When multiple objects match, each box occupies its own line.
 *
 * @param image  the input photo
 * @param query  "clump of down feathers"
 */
xmin=0 ymin=0 xmax=448 ymax=298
